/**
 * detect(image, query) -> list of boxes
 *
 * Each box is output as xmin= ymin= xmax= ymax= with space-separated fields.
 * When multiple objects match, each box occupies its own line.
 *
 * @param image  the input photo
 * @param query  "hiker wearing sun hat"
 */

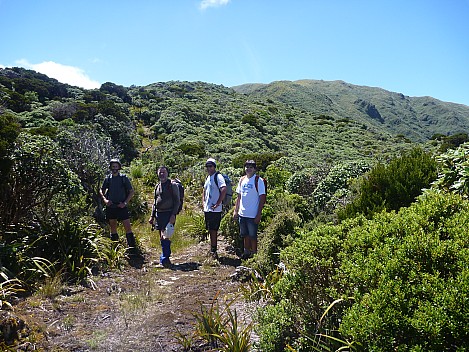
xmin=100 ymin=158 xmax=137 ymax=253
xmin=202 ymin=158 xmax=226 ymax=259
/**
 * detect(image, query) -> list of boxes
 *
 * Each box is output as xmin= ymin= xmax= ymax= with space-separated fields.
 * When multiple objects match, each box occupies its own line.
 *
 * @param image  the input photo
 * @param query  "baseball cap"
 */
xmin=109 ymin=158 xmax=122 ymax=169
xmin=205 ymin=158 xmax=216 ymax=167
xmin=244 ymin=160 xmax=256 ymax=168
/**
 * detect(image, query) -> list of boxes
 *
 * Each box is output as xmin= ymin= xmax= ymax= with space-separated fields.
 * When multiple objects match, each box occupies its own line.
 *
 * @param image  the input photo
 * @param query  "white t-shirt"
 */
xmin=236 ymin=174 xmax=266 ymax=218
xmin=203 ymin=172 xmax=226 ymax=212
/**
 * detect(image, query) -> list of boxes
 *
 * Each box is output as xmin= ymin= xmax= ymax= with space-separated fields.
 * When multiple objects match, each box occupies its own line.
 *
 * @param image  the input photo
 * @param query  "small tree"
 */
xmin=0 ymin=132 xmax=81 ymax=227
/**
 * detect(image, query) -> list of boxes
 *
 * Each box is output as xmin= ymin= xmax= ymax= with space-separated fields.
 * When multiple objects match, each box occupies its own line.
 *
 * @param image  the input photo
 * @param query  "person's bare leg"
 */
xmin=122 ymin=219 xmax=132 ymax=233
xmin=209 ymin=229 xmax=218 ymax=250
xmin=109 ymin=219 xmax=119 ymax=241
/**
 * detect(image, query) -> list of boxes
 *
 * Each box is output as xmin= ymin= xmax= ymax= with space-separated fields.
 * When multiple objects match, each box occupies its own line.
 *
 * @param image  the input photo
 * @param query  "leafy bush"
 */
xmin=338 ymin=147 xmax=438 ymax=220
xmin=432 ymin=142 xmax=469 ymax=197
xmin=256 ymin=191 xmax=469 ymax=351
xmin=338 ymin=191 xmax=469 ymax=350
xmin=285 ymin=168 xmax=321 ymax=196
xmin=311 ymin=160 xmax=370 ymax=213
xmin=0 ymin=133 xmax=82 ymax=226
xmin=263 ymin=164 xmax=291 ymax=191
xmin=254 ymin=300 xmax=299 ymax=352
xmin=251 ymin=208 xmax=301 ymax=275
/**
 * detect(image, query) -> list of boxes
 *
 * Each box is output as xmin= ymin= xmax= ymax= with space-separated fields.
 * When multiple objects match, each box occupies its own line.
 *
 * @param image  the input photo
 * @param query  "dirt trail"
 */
xmin=11 ymin=237 xmax=253 ymax=352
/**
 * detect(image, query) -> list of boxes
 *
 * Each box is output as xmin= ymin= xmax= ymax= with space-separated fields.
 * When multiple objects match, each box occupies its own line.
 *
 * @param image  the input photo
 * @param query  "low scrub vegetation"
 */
xmin=1 ymin=68 xmax=468 ymax=350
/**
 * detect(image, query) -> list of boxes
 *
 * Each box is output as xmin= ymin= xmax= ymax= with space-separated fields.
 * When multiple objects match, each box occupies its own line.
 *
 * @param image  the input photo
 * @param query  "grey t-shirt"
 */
xmin=101 ymin=174 xmax=132 ymax=206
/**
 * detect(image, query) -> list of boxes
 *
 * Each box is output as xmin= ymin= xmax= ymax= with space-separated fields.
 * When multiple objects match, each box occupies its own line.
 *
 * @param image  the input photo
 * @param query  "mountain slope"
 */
xmin=232 ymin=80 xmax=469 ymax=142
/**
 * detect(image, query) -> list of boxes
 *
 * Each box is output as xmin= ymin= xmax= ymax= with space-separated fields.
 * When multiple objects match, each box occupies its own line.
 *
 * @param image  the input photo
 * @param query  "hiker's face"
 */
xmin=110 ymin=163 xmax=120 ymax=174
xmin=205 ymin=164 xmax=216 ymax=175
xmin=245 ymin=164 xmax=255 ymax=177
xmin=158 ymin=168 xmax=168 ymax=181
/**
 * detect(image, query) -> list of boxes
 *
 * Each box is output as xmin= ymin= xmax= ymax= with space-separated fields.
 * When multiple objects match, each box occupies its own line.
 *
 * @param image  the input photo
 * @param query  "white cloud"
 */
xmin=15 ymin=59 xmax=100 ymax=89
xmin=199 ymin=0 xmax=230 ymax=10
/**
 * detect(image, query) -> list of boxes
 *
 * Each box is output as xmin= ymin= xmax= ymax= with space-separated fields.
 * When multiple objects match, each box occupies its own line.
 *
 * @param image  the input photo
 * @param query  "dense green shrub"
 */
xmin=311 ymin=160 xmax=370 ymax=213
xmin=338 ymin=147 xmax=438 ymax=220
xmin=0 ymin=133 xmax=82 ymax=226
xmin=263 ymin=164 xmax=291 ymax=191
xmin=0 ymin=112 xmax=20 ymax=181
xmin=285 ymin=168 xmax=320 ymax=196
xmin=438 ymin=132 xmax=469 ymax=152
xmin=432 ymin=142 xmax=469 ymax=197
xmin=250 ymin=208 xmax=301 ymax=275
xmin=255 ymin=300 xmax=299 ymax=352
xmin=256 ymin=191 xmax=469 ymax=351
xmin=338 ymin=191 xmax=469 ymax=350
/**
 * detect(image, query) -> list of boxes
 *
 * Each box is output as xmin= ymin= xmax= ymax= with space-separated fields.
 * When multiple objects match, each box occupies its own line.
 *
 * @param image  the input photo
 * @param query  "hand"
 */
xmin=233 ymin=211 xmax=239 ymax=220
xmin=104 ymin=199 xmax=112 ymax=207
xmin=148 ymin=217 xmax=154 ymax=225
xmin=169 ymin=215 xmax=176 ymax=224
xmin=254 ymin=214 xmax=261 ymax=224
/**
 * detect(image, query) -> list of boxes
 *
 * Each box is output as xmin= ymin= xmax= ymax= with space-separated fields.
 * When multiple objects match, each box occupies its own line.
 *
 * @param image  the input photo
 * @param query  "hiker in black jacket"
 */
xmin=100 ymin=159 xmax=136 ymax=250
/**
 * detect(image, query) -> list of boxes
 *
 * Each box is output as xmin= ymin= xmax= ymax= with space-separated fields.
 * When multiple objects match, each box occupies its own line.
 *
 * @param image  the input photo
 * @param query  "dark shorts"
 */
xmin=204 ymin=211 xmax=222 ymax=231
xmin=155 ymin=211 xmax=173 ymax=230
xmin=239 ymin=216 xmax=259 ymax=239
xmin=106 ymin=206 xmax=130 ymax=221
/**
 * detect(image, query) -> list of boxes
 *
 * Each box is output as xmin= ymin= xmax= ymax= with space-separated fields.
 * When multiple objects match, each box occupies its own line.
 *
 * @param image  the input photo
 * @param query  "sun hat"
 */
xmin=163 ymin=223 xmax=175 ymax=239
xmin=109 ymin=158 xmax=122 ymax=169
xmin=205 ymin=158 xmax=216 ymax=167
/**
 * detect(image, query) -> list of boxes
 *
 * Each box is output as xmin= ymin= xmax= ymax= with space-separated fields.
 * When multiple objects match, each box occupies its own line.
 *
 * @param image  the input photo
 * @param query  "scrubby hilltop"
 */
xmin=233 ymin=79 xmax=469 ymax=142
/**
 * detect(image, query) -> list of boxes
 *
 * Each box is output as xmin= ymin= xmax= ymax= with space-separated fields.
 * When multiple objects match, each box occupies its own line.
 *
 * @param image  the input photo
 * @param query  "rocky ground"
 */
xmin=3 ymin=237 xmax=257 ymax=351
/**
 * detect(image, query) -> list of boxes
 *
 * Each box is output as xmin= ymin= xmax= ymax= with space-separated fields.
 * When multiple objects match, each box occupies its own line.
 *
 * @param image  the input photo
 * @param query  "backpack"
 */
xmin=214 ymin=171 xmax=233 ymax=207
xmin=172 ymin=178 xmax=184 ymax=214
xmin=157 ymin=178 xmax=184 ymax=214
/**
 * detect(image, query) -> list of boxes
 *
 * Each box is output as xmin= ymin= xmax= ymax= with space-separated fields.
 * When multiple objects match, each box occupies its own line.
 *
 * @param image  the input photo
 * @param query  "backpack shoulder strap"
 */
xmin=214 ymin=171 xmax=220 ymax=188
xmin=255 ymin=175 xmax=259 ymax=193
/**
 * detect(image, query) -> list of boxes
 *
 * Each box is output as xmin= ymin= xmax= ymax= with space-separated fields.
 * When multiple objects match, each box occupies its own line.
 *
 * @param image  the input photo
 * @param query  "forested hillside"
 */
xmin=1 ymin=67 xmax=468 ymax=351
xmin=233 ymin=79 xmax=469 ymax=142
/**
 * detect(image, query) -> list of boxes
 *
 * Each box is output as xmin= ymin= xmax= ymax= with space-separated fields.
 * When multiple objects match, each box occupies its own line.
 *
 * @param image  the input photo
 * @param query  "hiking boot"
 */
xmin=110 ymin=233 xmax=119 ymax=242
xmin=126 ymin=233 xmax=136 ymax=248
xmin=162 ymin=259 xmax=172 ymax=268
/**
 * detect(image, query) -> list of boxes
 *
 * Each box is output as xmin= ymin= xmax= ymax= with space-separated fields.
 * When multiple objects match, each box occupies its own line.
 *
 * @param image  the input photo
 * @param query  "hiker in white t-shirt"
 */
xmin=202 ymin=158 xmax=226 ymax=259
xmin=233 ymin=160 xmax=266 ymax=259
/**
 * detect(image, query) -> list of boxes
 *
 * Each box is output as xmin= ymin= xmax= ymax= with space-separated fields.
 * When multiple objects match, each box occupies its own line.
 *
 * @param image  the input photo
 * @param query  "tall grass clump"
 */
xmin=186 ymin=293 xmax=253 ymax=352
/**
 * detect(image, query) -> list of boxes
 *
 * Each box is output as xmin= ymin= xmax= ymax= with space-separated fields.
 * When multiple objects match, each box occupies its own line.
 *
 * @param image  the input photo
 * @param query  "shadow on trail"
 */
xmin=218 ymin=256 xmax=242 ymax=267
xmin=127 ymin=253 xmax=145 ymax=269
xmin=171 ymin=262 xmax=202 ymax=271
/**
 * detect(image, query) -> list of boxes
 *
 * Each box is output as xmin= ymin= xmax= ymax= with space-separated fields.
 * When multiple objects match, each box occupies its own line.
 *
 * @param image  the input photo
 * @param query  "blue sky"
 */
xmin=1 ymin=0 xmax=468 ymax=106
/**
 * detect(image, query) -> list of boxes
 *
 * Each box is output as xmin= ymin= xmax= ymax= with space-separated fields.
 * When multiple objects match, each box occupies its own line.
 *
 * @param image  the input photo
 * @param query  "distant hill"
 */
xmin=232 ymin=80 xmax=469 ymax=143
xmin=2 ymin=67 xmax=467 ymax=172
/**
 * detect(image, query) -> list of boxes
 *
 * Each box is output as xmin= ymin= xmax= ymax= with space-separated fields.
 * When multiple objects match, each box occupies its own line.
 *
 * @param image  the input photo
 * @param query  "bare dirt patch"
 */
xmin=8 ymin=237 xmax=253 ymax=352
